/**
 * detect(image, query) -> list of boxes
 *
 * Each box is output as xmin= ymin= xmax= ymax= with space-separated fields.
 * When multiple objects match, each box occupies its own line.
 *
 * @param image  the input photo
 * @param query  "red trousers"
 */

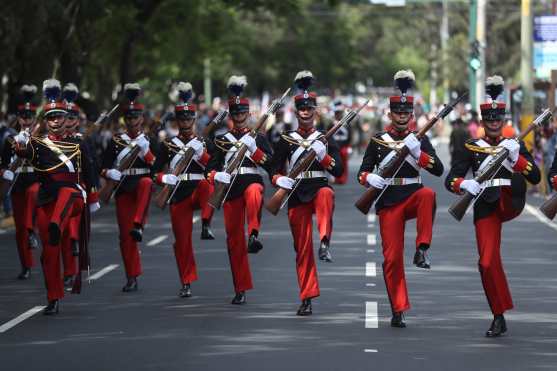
xmin=474 ymin=188 xmax=519 ymax=315
xmin=11 ymin=182 xmax=39 ymax=268
xmin=61 ymin=213 xmax=81 ymax=277
xmin=287 ymin=187 xmax=335 ymax=300
xmin=169 ymin=180 xmax=212 ymax=285
xmin=115 ymin=177 xmax=152 ymax=278
xmin=36 ymin=187 xmax=84 ymax=301
xmin=222 ymin=183 xmax=263 ymax=293
xmin=378 ymin=187 xmax=436 ymax=313
xmin=334 ymin=145 xmax=350 ymax=184
xmin=200 ymin=182 xmax=214 ymax=222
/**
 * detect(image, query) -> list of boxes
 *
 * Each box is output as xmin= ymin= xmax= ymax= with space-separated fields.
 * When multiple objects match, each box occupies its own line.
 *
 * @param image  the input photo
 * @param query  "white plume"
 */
xmin=227 ymin=75 xmax=247 ymax=88
xmin=393 ymin=70 xmax=416 ymax=82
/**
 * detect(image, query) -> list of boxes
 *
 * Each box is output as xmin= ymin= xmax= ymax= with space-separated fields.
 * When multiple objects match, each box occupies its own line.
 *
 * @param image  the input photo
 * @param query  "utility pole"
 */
xmin=203 ymin=58 xmax=212 ymax=107
xmin=441 ymin=0 xmax=450 ymax=102
xmin=476 ymin=0 xmax=487 ymax=110
xmin=521 ymin=0 xmax=534 ymax=147
xmin=468 ymin=0 xmax=478 ymax=108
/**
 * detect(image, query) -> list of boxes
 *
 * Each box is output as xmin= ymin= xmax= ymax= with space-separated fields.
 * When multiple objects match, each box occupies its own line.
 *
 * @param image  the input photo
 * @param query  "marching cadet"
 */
xmin=331 ymin=100 xmax=352 ymax=184
xmin=152 ymin=82 xmax=212 ymax=298
xmin=445 ymin=76 xmax=540 ymax=337
xmin=206 ymin=75 xmax=273 ymax=304
xmin=14 ymin=79 xmax=94 ymax=314
xmin=357 ymin=70 xmax=443 ymax=328
xmin=1 ymin=85 xmax=40 ymax=279
xmin=268 ymin=71 xmax=343 ymax=316
xmin=101 ymin=83 xmax=155 ymax=293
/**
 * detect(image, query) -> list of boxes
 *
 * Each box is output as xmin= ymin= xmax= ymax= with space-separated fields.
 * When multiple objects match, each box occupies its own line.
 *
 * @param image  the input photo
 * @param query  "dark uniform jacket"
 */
xmin=206 ymin=128 xmax=273 ymax=201
xmin=1 ymin=134 xmax=39 ymax=191
xmin=101 ymin=132 xmax=155 ymax=196
xmin=67 ymin=133 xmax=100 ymax=198
xmin=151 ymin=135 xmax=210 ymax=204
xmin=269 ymin=128 xmax=343 ymax=208
xmin=445 ymin=137 xmax=540 ymax=222
xmin=357 ymin=127 xmax=444 ymax=213
xmin=546 ymin=150 xmax=557 ymax=190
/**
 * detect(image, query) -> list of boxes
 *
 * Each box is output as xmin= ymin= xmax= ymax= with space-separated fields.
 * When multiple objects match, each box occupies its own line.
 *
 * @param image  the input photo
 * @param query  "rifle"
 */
xmin=208 ymin=88 xmax=291 ymax=209
xmin=449 ymin=108 xmax=552 ymax=221
xmin=98 ymin=143 xmax=141 ymax=204
xmin=265 ymin=100 xmax=369 ymax=215
xmin=93 ymin=104 xmax=120 ymax=127
xmin=154 ymin=110 xmax=228 ymax=209
xmin=354 ymin=92 xmax=468 ymax=215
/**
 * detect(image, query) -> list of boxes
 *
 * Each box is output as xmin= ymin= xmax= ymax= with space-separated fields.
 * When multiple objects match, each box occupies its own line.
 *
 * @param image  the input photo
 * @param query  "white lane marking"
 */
xmin=364 ymin=349 xmax=378 ymax=353
xmin=367 ymin=214 xmax=376 ymax=223
xmin=524 ymin=203 xmax=557 ymax=231
xmin=0 ymin=306 xmax=46 ymax=333
xmin=366 ymin=262 xmax=377 ymax=277
xmin=366 ymin=234 xmax=376 ymax=245
xmin=147 ymin=235 xmax=168 ymax=246
xmin=88 ymin=264 xmax=119 ymax=281
xmin=366 ymin=283 xmax=376 ymax=287
xmin=366 ymin=249 xmax=375 ymax=253
xmin=365 ymin=301 xmax=378 ymax=328
xmin=193 ymin=216 xmax=201 ymax=224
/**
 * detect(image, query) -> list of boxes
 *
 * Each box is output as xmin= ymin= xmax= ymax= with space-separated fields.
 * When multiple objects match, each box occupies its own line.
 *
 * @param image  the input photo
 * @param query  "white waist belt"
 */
xmin=481 ymin=178 xmax=511 ymax=188
xmin=178 ymin=173 xmax=204 ymax=181
xmin=232 ymin=167 xmax=259 ymax=175
xmin=296 ymin=171 xmax=327 ymax=179
xmin=15 ymin=166 xmax=34 ymax=174
xmin=385 ymin=176 xmax=422 ymax=186
xmin=122 ymin=168 xmax=150 ymax=176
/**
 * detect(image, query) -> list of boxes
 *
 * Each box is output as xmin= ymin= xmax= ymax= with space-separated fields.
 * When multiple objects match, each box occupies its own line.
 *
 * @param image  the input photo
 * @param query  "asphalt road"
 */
xmin=1 ymin=144 xmax=557 ymax=371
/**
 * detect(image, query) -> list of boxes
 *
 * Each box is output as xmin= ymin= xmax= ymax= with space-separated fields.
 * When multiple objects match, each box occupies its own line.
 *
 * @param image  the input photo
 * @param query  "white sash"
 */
xmin=42 ymin=137 xmax=75 ymax=173
xmin=115 ymin=133 xmax=144 ymax=167
xmin=378 ymin=133 xmax=419 ymax=171
xmin=286 ymin=131 xmax=323 ymax=173
xmin=170 ymin=136 xmax=205 ymax=170
xmin=474 ymin=139 xmax=513 ymax=176
xmin=223 ymin=132 xmax=255 ymax=166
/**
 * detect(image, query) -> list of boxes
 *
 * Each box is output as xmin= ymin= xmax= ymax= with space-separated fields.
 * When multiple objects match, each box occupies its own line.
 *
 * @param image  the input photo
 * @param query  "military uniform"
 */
xmin=331 ymin=101 xmax=352 ymax=185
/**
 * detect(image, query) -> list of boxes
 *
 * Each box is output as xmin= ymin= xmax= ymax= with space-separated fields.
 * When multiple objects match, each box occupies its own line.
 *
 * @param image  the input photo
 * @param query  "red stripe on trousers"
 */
xmin=11 ymin=183 xmax=39 ymax=268
xmin=378 ymin=187 xmax=436 ymax=313
xmin=474 ymin=187 xmax=519 ymax=315
xmin=334 ymin=145 xmax=350 ymax=184
xmin=287 ymin=187 xmax=335 ymax=300
xmin=222 ymin=183 xmax=263 ymax=293
xmin=114 ymin=177 xmax=153 ymax=278
xmin=36 ymin=187 xmax=84 ymax=301
xmin=169 ymin=179 xmax=212 ymax=285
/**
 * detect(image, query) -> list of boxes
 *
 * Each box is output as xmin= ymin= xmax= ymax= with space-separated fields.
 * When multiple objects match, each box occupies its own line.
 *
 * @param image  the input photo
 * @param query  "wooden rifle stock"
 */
xmin=354 ymin=92 xmax=468 ymax=215
xmin=208 ymin=88 xmax=291 ymax=209
xmin=447 ymin=108 xmax=552 ymax=221
xmin=99 ymin=144 xmax=141 ymax=204
xmin=154 ymin=148 xmax=195 ymax=209
xmin=266 ymin=100 xmax=369 ymax=215
xmin=540 ymin=194 xmax=557 ymax=220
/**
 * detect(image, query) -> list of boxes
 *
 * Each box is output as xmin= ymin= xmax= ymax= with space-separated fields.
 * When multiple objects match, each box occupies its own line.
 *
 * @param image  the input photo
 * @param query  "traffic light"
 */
xmin=469 ymin=39 xmax=481 ymax=71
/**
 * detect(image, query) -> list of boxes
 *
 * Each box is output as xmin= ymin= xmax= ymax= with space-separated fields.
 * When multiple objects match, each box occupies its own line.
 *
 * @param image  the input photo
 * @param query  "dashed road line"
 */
xmin=0 ymin=306 xmax=46 ymax=333
xmin=365 ymin=301 xmax=378 ymax=328
xmin=524 ymin=203 xmax=557 ymax=231
xmin=88 ymin=264 xmax=119 ymax=281
xmin=147 ymin=235 xmax=168 ymax=246
xmin=364 ymin=349 xmax=378 ymax=353
xmin=366 ymin=249 xmax=375 ymax=253
xmin=366 ymin=234 xmax=376 ymax=245
xmin=365 ymin=262 xmax=377 ymax=277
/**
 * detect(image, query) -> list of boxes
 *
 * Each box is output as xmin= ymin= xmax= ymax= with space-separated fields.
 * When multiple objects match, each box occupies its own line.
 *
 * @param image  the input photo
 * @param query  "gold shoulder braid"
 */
xmin=370 ymin=136 xmax=405 ymax=149
xmin=280 ymin=133 xmax=323 ymax=149
xmin=163 ymin=140 xmax=182 ymax=154
xmin=464 ymin=143 xmax=503 ymax=155
xmin=30 ymin=137 xmax=81 ymax=173
xmin=214 ymin=138 xmax=240 ymax=152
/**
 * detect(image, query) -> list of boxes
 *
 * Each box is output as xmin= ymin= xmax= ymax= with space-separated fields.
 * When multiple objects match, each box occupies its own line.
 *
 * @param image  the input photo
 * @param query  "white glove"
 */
xmin=135 ymin=136 xmax=150 ymax=156
xmin=89 ymin=202 xmax=101 ymax=213
xmin=106 ymin=168 xmax=122 ymax=181
xmin=14 ymin=131 xmax=30 ymax=145
xmin=311 ymin=140 xmax=327 ymax=161
xmin=366 ymin=173 xmax=386 ymax=189
xmin=499 ymin=139 xmax=520 ymax=164
xmin=187 ymin=138 xmax=204 ymax=160
xmin=276 ymin=176 xmax=295 ymax=190
xmin=460 ymin=179 xmax=481 ymax=196
xmin=404 ymin=133 xmax=421 ymax=158
xmin=215 ymin=171 xmax=231 ymax=184
xmin=2 ymin=169 xmax=14 ymax=181
xmin=239 ymin=134 xmax=257 ymax=153
xmin=162 ymin=174 xmax=178 ymax=185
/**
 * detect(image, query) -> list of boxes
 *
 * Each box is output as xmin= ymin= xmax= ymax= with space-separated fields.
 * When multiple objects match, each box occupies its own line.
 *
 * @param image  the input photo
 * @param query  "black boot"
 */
xmin=71 ymin=239 xmax=79 ymax=256
xmin=122 ymin=277 xmax=138 ymax=292
xmin=130 ymin=224 xmax=143 ymax=242
xmin=17 ymin=267 xmax=31 ymax=280
xmin=296 ymin=299 xmax=313 ymax=316
xmin=391 ymin=312 xmax=406 ymax=328
xmin=179 ymin=283 xmax=192 ymax=298
xmin=413 ymin=243 xmax=431 ymax=269
xmin=318 ymin=237 xmax=332 ymax=262
xmin=48 ymin=222 xmax=61 ymax=245
xmin=200 ymin=220 xmax=215 ymax=240
xmin=247 ymin=231 xmax=263 ymax=254
xmin=28 ymin=231 xmax=40 ymax=250
xmin=63 ymin=275 xmax=74 ymax=292
xmin=486 ymin=314 xmax=507 ymax=337
xmin=43 ymin=300 xmax=59 ymax=315
xmin=231 ymin=291 xmax=246 ymax=305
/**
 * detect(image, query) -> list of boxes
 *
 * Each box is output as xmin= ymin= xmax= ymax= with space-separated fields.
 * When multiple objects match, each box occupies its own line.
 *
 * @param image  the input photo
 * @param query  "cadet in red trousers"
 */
xmin=101 ymin=83 xmax=155 ymax=292
xmin=207 ymin=75 xmax=273 ymax=305
xmin=357 ymin=70 xmax=444 ymax=328
xmin=269 ymin=71 xmax=343 ymax=316
xmin=14 ymin=79 xmax=94 ymax=315
xmin=1 ymin=84 xmax=40 ymax=280
xmin=152 ymin=82 xmax=211 ymax=298
xmin=446 ymin=76 xmax=540 ymax=337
